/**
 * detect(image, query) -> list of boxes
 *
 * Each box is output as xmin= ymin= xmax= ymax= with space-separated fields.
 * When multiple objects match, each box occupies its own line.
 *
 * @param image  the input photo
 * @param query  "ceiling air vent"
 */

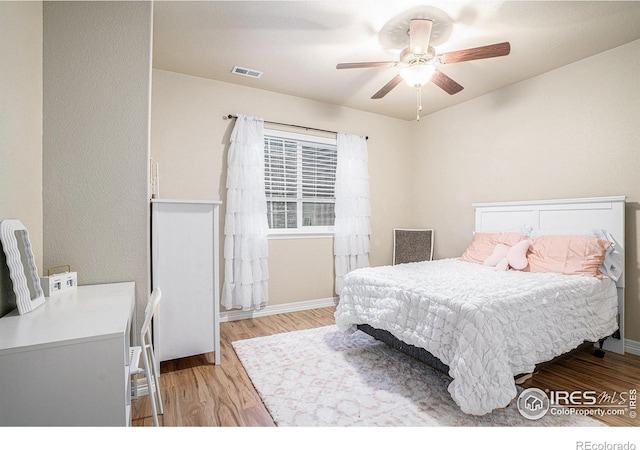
xmin=231 ymin=66 xmax=263 ymax=79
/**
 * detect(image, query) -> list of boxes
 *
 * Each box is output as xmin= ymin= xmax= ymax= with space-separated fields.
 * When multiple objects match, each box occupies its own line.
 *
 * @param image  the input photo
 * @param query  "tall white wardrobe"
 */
xmin=151 ymin=200 xmax=221 ymax=367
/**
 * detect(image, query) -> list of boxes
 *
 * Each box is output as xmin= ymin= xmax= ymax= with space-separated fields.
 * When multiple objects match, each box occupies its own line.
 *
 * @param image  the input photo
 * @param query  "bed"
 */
xmin=334 ymin=196 xmax=625 ymax=416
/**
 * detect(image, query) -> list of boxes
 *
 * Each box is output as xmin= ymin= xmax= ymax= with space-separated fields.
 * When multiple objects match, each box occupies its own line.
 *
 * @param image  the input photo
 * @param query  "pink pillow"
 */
xmin=528 ymin=235 xmax=611 ymax=277
xmin=460 ymin=232 xmax=529 ymax=264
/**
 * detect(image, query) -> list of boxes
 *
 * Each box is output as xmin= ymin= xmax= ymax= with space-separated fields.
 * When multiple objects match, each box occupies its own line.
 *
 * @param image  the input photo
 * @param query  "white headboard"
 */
xmin=473 ymin=196 xmax=626 ymax=354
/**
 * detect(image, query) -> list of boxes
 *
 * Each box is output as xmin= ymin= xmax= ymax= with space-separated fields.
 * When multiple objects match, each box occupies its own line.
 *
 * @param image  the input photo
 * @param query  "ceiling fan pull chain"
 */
xmin=416 ymin=86 xmax=422 ymax=121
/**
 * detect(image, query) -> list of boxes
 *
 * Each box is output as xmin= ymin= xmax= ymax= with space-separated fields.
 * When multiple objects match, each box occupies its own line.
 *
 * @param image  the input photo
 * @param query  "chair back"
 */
xmin=141 ymin=288 xmax=162 ymax=344
xmin=135 ymin=287 xmax=164 ymax=426
xmin=393 ymin=228 xmax=434 ymax=265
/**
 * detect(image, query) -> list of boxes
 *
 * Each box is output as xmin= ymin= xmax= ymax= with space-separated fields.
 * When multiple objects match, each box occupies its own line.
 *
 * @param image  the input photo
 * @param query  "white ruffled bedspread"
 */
xmin=334 ymin=258 xmax=618 ymax=415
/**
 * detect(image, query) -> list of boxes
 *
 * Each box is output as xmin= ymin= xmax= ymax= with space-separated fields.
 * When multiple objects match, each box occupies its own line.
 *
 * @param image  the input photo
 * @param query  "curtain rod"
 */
xmin=226 ymin=114 xmax=368 ymax=140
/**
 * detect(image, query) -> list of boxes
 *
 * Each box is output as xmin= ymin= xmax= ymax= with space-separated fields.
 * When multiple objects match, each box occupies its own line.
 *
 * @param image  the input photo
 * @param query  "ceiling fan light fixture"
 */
xmin=335 ymin=15 xmax=510 ymax=120
xmin=400 ymin=63 xmax=436 ymax=87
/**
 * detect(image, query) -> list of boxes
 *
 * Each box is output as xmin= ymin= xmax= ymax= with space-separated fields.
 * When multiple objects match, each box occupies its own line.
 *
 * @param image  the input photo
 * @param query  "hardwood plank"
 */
xmin=132 ymin=307 xmax=640 ymax=427
xmin=521 ymin=347 xmax=640 ymax=427
xmin=132 ymin=307 xmax=335 ymax=427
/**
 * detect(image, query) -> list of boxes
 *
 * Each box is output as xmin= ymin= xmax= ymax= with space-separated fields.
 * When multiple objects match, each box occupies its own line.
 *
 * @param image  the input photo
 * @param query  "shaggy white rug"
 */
xmin=232 ymin=325 xmax=605 ymax=427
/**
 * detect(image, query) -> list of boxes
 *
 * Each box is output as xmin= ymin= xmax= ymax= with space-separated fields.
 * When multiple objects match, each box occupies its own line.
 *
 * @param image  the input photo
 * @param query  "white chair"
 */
xmin=130 ymin=288 xmax=164 ymax=426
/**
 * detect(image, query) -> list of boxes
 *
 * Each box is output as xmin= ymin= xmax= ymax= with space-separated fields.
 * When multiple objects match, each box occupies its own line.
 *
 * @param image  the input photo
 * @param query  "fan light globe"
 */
xmin=400 ymin=64 xmax=436 ymax=87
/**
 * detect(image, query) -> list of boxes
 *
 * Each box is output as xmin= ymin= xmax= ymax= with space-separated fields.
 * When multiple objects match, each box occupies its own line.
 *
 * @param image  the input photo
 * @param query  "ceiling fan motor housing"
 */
xmin=400 ymin=46 xmax=436 ymax=65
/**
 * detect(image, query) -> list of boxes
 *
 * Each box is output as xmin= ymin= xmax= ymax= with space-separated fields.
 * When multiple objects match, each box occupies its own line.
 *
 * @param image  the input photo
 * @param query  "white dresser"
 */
xmin=151 ymin=200 xmax=221 ymax=367
xmin=0 ymin=282 xmax=135 ymax=426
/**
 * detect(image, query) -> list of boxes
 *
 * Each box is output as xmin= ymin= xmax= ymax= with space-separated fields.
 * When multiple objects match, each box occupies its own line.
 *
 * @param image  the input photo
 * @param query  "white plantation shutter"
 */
xmin=301 ymin=143 xmax=336 ymax=198
xmin=264 ymin=131 xmax=337 ymax=231
xmin=264 ymin=136 xmax=298 ymax=229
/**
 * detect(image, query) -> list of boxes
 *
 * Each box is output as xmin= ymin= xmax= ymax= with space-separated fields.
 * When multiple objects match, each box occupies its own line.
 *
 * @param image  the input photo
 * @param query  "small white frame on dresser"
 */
xmin=473 ymin=196 xmax=626 ymax=354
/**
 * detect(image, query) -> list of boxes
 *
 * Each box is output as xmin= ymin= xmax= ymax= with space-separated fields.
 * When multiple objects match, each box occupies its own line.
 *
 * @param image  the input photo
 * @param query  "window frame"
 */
xmin=263 ymin=129 xmax=337 ymax=238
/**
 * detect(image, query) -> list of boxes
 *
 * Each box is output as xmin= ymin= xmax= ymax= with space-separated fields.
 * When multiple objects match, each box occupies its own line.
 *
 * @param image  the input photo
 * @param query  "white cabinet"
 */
xmin=0 ymin=282 xmax=135 ymax=426
xmin=151 ymin=200 xmax=221 ymax=367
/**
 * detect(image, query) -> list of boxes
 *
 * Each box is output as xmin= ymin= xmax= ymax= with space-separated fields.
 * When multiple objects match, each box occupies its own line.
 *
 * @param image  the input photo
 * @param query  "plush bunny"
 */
xmin=483 ymin=240 xmax=530 ymax=271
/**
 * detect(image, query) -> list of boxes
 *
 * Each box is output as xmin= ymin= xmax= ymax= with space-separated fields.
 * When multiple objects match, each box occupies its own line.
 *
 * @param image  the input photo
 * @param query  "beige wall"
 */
xmin=0 ymin=2 xmax=43 ymax=316
xmin=151 ymin=69 xmax=414 ymax=305
xmin=43 ymin=1 xmax=153 ymax=322
xmin=152 ymin=40 xmax=640 ymax=340
xmin=412 ymin=40 xmax=640 ymax=340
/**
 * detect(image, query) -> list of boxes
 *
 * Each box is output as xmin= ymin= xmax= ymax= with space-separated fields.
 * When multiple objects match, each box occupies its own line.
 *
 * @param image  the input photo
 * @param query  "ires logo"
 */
xmin=518 ymin=388 xmax=637 ymax=420
xmin=548 ymin=390 xmax=598 ymax=406
xmin=517 ymin=388 xmax=550 ymax=420
xmin=550 ymin=390 xmax=631 ymax=406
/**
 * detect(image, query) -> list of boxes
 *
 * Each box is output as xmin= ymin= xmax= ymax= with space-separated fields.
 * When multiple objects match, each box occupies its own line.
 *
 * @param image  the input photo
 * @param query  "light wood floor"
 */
xmin=132 ymin=306 xmax=640 ymax=427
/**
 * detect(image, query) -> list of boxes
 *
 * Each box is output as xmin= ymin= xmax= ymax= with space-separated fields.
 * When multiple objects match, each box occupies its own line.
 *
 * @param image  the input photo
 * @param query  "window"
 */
xmin=264 ymin=129 xmax=337 ymax=235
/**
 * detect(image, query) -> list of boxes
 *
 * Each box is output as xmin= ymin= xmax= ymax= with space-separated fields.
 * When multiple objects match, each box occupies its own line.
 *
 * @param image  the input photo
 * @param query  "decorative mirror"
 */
xmin=0 ymin=219 xmax=45 ymax=314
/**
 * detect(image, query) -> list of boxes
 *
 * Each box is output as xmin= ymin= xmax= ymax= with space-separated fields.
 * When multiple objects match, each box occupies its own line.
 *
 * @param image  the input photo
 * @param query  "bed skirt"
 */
xmin=357 ymin=324 xmax=598 ymax=383
xmin=357 ymin=324 xmax=450 ymax=375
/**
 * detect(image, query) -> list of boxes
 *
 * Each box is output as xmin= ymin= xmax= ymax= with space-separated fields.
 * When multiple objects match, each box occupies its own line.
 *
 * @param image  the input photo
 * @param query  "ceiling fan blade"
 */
xmin=431 ymin=70 xmax=464 ymax=95
xmin=438 ymin=42 xmax=511 ymax=64
xmin=336 ymin=61 xmax=397 ymax=70
xmin=371 ymin=75 xmax=403 ymax=99
xmin=409 ymin=19 xmax=433 ymax=55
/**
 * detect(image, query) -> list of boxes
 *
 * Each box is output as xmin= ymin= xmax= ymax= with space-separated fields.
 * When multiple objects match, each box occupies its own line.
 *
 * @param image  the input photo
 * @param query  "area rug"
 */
xmin=232 ymin=325 xmax=605 ymax=427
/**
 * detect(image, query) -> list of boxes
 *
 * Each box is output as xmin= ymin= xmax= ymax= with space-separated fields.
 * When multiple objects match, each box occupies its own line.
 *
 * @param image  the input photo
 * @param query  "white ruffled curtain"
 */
xmin=222 ymin=114 xmax=269 ymax=310
xmin=334 ymin=133 xmax=371 ymax=295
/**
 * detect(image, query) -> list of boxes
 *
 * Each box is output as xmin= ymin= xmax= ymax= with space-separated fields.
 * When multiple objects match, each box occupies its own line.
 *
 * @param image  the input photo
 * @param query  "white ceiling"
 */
xmin=152 ymin=1 xmax=640 ymax=121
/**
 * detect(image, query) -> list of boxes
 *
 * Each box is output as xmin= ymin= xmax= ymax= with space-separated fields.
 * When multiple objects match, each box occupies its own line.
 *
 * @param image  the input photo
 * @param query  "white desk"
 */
xmin=0 ymin=282 xmax=135 ymax=426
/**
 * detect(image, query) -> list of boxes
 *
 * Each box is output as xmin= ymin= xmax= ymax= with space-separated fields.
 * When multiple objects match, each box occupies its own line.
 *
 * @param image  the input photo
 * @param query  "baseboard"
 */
xmin=220 ymin=296 xmax=338 ymax=322
xmin=625 ymin=338 xmax=640 ymax=356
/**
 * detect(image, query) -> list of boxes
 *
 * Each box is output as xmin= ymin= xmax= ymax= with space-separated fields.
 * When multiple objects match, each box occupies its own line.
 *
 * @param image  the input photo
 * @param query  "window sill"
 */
xmin=268 ymin=230 xmax=334 ymax=240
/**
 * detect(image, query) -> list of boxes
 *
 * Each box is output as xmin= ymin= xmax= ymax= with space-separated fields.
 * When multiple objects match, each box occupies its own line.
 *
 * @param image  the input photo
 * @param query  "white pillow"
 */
xmin=529 ymin=228 xmax=623 ymax=281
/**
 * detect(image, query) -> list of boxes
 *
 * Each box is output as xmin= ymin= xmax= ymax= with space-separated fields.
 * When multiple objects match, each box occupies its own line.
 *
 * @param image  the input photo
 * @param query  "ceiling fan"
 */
xmin=336 ymin=18 xmax=511 ymax=120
